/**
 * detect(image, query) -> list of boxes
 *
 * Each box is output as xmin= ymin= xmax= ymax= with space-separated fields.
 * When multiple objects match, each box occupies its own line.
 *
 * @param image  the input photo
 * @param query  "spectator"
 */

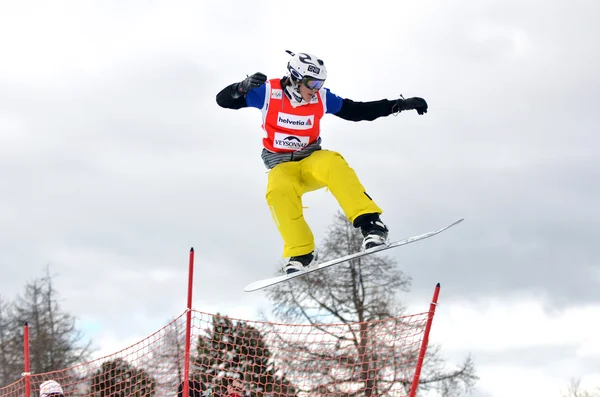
xmin=39 ymin=380 xmax=64 ymax=397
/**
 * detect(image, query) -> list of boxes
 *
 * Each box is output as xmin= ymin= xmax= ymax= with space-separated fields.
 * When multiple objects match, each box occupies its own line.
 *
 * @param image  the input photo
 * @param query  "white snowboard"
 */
xmin=244 ymin=218 xmax=464 ymax=292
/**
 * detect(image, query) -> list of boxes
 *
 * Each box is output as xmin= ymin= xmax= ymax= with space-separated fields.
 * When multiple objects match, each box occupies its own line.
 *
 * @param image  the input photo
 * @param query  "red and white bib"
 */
xmin=260 ymin=78 xmax=325 ymax=153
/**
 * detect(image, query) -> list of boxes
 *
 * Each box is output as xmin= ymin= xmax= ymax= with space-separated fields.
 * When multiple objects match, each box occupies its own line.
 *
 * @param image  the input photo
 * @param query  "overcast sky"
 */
xmin=1 ymin=1 xmax=598 ymax=396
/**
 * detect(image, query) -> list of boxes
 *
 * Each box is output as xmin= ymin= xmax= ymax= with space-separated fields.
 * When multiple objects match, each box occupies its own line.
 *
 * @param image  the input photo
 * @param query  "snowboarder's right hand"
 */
xmin=238 ymin=72 xmax=267 ymax=95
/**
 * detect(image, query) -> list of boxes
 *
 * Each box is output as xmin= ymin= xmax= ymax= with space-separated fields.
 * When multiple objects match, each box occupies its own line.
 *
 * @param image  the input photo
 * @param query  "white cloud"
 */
xmin=413 ymin=296 xmax=600 ymax=397
xmin=475 ymin=365 xmax=567 ymax=397
xmin=433 ymin=297 xmax=600 ymax=352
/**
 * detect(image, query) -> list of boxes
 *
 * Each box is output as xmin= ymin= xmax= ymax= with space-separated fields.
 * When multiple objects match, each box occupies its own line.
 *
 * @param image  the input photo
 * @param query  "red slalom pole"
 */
xmin=409 ymin=283 xmax=441 ymax=397
xmin=183 ymin=247 xmax=195 ymax=397
xmin=23 ymin=322 xmax=31 ymax=397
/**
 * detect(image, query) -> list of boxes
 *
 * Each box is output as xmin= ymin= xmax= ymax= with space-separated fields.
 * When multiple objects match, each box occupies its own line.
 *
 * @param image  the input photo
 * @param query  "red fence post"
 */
xmin=23 ymin=321 xmax=31 ymax=397
xmin=183 ymin=247 xmax=195 ymax=397
xmin=409 ymin=283 xmax=442 ymax=397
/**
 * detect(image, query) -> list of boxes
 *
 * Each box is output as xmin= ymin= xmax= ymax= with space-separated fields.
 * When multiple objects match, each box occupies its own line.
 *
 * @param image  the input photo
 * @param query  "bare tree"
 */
xmin=0 ymin=295 xmax=19 ymax=387
xmin=146 ymin=316 xmax=188 ymax=396
xmin=9 ymin=267 xmax=92 ymax=379
xmin=262 ymin=211 xmax=478 ymax=397
xmin=563 ymin=379 xmax=600 ymax=397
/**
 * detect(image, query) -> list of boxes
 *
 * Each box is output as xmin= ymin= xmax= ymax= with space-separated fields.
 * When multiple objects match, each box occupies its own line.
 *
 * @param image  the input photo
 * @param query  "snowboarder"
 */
xmin=216 ymin=51 xmax=428 ymax=275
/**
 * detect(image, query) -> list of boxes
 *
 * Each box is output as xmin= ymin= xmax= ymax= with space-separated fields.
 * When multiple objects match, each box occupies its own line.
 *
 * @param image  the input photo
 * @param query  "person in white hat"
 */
xmin=39 ymin=380 xmax=64 ymax=397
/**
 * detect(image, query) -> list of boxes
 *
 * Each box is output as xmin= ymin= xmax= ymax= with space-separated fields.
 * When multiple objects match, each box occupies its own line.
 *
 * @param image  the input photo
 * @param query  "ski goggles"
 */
xmin=301 ymin=76 xmax=325 ymax=90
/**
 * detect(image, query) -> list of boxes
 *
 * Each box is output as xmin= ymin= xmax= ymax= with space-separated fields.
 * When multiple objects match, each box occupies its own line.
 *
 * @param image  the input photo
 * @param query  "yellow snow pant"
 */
xmin=266 ymin=149 xmax=383 ymax=258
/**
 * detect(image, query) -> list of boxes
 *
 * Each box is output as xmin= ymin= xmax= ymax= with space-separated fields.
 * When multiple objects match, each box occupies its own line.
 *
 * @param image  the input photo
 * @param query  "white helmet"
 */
xmin=286 ymin=50 xmax=327 ymax=82
xmin=39 ymin=380 xmax=64 ymax=397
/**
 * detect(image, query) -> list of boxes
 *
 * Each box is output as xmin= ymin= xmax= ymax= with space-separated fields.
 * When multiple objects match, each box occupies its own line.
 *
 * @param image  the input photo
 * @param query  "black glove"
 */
xmin=396 ymin=97 xmax=428 ymax=115
xmin=237 ymin=72 xmax=267 ymax=95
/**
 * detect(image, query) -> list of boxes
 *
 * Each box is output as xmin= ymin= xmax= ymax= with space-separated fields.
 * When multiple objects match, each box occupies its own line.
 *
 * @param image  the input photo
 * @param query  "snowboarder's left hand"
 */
xmin=397 ymin=97 xmax=428 ymax=115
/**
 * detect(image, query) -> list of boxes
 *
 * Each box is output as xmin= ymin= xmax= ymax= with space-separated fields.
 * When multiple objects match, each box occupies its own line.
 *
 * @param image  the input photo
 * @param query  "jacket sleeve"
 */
xmin=333 ymin=98 xmax=397 ymax=122
xmin=216 ymin=83 xmax=248 ymax=110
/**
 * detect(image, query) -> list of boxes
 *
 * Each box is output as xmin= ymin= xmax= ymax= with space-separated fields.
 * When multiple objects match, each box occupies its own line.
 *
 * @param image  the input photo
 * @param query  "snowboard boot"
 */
xmin=284 ymin=251 xmax=318 ymax=274
xmin=353 ymin=213 xmax=389 ymax=251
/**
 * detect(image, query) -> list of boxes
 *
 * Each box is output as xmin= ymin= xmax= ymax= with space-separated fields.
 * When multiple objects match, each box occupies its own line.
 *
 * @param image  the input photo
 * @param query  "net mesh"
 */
xmin=0 ymin=308 xmax=432 ymax=397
